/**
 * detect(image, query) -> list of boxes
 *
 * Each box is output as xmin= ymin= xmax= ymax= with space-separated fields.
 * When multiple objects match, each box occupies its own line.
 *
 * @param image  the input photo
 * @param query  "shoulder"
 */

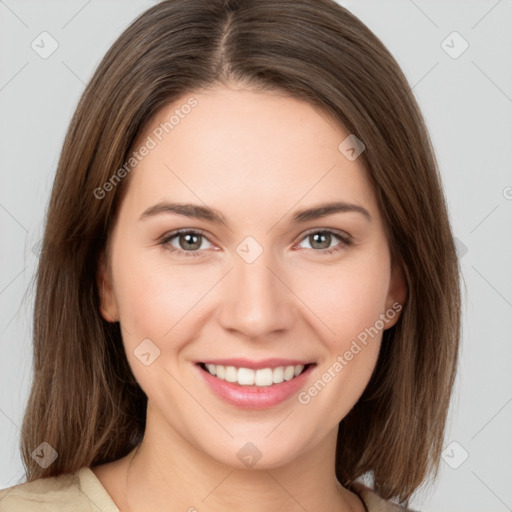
xmin=0 ymin=467 xmax=119 ymax=512
xmin=0 ymin=470 xmax=82 ymax=512
xmin=351 ymin=482 xmax=420 ymax=512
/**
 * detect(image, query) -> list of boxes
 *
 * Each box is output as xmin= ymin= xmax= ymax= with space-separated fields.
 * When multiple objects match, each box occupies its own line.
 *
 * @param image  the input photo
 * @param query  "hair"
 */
xmin=20 ymin=0 xmax=460 ymax=504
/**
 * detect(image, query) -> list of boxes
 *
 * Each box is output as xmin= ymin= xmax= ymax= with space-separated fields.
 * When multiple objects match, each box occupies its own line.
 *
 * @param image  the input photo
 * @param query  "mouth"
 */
xmin=195 ymin=359 xmax=316 ymax=409
xmin=198 ymin=362 xmax=314 ymax=387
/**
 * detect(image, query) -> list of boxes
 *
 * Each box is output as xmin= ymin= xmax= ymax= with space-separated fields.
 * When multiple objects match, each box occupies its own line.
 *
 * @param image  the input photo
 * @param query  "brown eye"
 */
xmin=177 ymin=232 xmax=203 ymax=251
xmin=308 ymin=232 xmax=332 ymax=250
xmin=160 ymin=229 xmax=213 ymax=257
xmin=297 ymin=229 xmax=352 ymax=255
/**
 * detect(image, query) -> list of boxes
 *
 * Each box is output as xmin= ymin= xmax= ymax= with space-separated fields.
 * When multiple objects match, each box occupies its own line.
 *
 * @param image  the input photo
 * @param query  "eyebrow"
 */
xmin=139 ymin=200 xmax=371 ymax=225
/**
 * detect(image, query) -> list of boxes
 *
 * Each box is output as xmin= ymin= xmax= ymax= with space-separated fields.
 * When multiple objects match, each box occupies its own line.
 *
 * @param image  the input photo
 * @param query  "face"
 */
xmin=98 ymin=84 xmax=405 ymax=469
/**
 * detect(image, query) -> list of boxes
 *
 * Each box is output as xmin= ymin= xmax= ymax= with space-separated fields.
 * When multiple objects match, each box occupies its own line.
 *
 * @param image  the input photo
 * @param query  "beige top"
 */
xmin=0 ymin=468 xmax=415 ymax=511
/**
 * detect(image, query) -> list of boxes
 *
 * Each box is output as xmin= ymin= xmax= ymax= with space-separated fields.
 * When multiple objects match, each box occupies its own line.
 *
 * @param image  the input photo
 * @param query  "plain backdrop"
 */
xmin=1 ymin=1 xmax=511 ymax=511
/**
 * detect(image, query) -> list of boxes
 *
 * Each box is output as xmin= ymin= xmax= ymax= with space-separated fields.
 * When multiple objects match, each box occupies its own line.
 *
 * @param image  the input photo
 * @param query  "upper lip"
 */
xmin=198 ymin=358 xmax=314 ymax=370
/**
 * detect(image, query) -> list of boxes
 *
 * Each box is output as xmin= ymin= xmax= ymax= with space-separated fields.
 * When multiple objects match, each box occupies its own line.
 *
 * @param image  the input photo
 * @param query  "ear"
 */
xmin=97 ymin=251 xmax=119 ymax=323
xmin=384 ymin=258 xmax=407 ymax=329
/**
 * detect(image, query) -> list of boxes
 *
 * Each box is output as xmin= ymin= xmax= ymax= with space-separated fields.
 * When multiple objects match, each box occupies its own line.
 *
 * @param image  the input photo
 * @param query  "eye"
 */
xmin=160 ymin=229 xmax=214 ymax=257
xmin=295 ymin=229 xmax=352 ymax=255
xmin=159 ymin=228 xmax=352 ymax=258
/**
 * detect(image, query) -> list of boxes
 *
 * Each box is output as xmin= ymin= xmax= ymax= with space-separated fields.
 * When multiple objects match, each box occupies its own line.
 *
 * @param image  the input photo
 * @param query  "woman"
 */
xmin=0 ymin=0 xmax=460 ymax=510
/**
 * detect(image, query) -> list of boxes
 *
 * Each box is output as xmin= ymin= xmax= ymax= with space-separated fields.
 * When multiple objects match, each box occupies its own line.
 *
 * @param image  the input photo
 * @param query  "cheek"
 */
xmin=114 ymin=240 xmax=391 ymax=346
xmin=110 ymin=252 xmax=214 ymax=398
xmin=293 ymin=272 xmax=389 ymax=421
xmin=112 ymin=228 xmax=391 ymax=348
xmin=111 ymin=246 xmax=211 ymax=350
xmin=292 ymin=250 xmax=391 ymax=347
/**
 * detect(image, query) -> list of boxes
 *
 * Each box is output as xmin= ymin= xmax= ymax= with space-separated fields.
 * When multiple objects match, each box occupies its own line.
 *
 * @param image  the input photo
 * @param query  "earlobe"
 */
xmin=97 ymin=252 xmax=119 ymax=323
xmin=385 ymin=260 xmax=407 ymax=328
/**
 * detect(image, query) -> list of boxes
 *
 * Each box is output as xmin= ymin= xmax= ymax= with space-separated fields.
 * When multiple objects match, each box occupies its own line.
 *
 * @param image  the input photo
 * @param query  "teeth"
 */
xmin=216 ymin=365 xmax=225 ymax=380
xmin=237 ymin=367 xmax=255 ymax=386
xmin=283 ymin=366 xmax=295 ymax=381
xmin=273 ymin=366 xmax=284 ymax=384
xmin=255 ymin=368 xmax=273 ymax=386
xmin=225 ymin=366 xmax=237 ymax=383
xmin=203 ymin=364 xmax=306 ymax=386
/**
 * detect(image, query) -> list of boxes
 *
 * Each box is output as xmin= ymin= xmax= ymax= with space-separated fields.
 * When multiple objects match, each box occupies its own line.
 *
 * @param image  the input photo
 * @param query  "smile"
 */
xmin=200 ymin=362 xmax=310 ymax=387
xmin=196 ymin=359 xmax=316 ymax=409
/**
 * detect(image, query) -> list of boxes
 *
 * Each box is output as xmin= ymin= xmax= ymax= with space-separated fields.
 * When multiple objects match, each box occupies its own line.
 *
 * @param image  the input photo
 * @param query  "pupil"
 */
xmin=181 ymin=233 xmax=200 ymax=250
xmin=311 ymin=232 xmax=330 ymax=249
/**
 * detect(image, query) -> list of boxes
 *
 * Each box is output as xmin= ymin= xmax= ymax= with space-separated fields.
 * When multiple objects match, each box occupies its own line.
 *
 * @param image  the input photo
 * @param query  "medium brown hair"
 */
xmin=20 ymin=0 xmax=460 ymax=504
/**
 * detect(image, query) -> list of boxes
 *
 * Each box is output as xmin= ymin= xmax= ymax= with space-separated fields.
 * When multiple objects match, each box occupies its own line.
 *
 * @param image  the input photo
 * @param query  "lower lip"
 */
xmin=196 ymin=364 xmax=314 ymax=409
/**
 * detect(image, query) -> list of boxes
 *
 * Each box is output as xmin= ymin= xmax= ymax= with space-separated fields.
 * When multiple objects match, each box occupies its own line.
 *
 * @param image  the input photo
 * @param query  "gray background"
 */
xmin=1 ymin=1 xmax=511 ymax=510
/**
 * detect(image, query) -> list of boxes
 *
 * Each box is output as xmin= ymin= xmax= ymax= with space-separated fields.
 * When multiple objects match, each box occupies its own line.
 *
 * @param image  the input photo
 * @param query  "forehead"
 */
xmin=120 ymin=86 xmax=377 ymax=221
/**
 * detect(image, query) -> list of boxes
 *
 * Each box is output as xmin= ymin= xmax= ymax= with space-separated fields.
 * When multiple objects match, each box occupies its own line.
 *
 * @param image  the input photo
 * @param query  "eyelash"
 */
xmin=159 ymin=228 xmax=352 ymax=258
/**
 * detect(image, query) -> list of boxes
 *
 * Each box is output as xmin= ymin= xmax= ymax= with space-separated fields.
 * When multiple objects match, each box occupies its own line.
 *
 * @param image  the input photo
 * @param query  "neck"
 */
xmin=117 ymin=404 xmax=362 ymax=512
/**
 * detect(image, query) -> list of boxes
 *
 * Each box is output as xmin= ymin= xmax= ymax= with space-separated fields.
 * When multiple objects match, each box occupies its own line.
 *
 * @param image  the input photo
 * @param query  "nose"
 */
xmin=216 ymin=248 xmax=296 ymax=340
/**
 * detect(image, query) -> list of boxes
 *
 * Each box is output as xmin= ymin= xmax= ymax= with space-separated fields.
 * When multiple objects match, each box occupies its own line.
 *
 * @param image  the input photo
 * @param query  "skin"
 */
xmin=92 ymin=83 xmax=406 ymax=512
